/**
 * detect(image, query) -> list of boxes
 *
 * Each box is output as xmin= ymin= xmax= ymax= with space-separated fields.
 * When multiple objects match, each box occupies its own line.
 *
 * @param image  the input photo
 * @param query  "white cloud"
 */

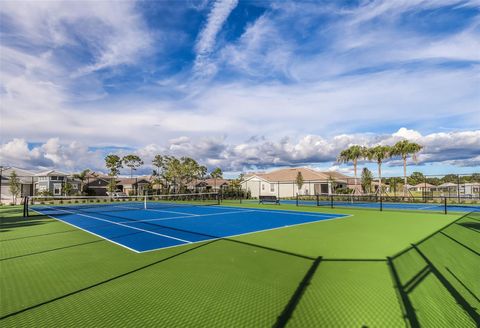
xmin=2 ymin=128 xmax=477 ymax=174
xmin=194 ymin=0 xmax=239 ymax=75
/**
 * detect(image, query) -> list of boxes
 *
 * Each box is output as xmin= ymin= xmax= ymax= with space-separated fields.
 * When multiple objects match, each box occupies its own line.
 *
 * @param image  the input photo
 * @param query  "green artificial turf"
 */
xmin=0 ymin=204 xmax=478 ymax=327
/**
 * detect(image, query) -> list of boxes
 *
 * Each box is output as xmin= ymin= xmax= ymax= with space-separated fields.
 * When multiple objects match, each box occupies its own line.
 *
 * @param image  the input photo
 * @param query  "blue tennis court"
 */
xmin=31 ymin=204 xmax=346 ymax=252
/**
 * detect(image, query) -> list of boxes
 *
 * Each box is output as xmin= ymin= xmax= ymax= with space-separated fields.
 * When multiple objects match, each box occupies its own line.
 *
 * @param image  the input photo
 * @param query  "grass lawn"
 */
xmin=0 ymin=204 xmax=478 ymax=327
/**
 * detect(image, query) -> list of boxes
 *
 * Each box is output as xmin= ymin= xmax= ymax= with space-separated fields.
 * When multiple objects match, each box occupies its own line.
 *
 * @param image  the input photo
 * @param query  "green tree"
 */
xmin=296 ymin=171 xmax=304 ymax=193
xmin=366 ymin=145 xmax=392 ymax=195
xmin=408 ymin=171 xmax=425 ymax=185
xmin=210 ymin=167 xmax=223 ymax=190
xmin=63 ymin=181 xmax=73 ymax=196
xmin=122 ymin=155 xmax=144 ymax=178
xmin=361 ymin=168 xmax=373 ymax=193
xmin=105 ymin=155 xmax=123 ymax=177
xmin=337 ymin=145 xmax=367 ymax=193
xmin=9 ymin=171 xmax=21 ymax=205
xmin=391 ymin=140 xmax=423 ymax=196
xmin=73 ymin=169 xmax=92 ymax=195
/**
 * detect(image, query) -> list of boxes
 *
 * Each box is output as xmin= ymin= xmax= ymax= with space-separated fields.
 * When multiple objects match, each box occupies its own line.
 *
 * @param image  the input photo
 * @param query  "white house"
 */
xmin=0 ymin=167 xmax=36 ymax=203
xmin=35 ymin=170 xmax=80 ymax=195
xmin=241 ymin=167 xmax=350 ymax=198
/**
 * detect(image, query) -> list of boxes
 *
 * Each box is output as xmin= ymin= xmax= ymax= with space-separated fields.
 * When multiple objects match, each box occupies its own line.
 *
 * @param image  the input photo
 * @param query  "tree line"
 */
xmin=337 ymin=140 xmax=423 ymax=195
xmin=104 ymin=154 xmax=223 ymax=194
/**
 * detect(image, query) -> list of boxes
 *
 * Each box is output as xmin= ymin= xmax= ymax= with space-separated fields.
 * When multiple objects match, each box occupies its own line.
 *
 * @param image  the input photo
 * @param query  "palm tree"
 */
xmin=210 ymin=167 xmax=223 ymax=190
xmin=73 ymin=169 xmax=93 ymax=195
xmin=337 ymin=145 xmax=367 ymax=194
xmin=366 ymin=145 xmax=392 ymax=195
xmin=391 ymin=140 xmax=423 ymax=196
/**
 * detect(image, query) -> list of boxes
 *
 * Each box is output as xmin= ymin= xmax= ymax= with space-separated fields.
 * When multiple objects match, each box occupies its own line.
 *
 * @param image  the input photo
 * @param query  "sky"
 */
xmin=0 ymin=0 xmax=479 ymax=178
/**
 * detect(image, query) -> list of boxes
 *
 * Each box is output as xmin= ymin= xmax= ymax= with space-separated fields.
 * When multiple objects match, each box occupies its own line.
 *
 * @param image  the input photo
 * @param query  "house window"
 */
xmin=53 ymin=183 xmax=62 ymax=195
xmin=270 ymin=184 xmax=275 ymax=192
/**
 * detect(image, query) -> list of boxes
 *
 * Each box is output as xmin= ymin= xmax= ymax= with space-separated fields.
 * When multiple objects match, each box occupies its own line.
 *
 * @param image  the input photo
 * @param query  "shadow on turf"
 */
xmin=0 ymin=214 xmax=54 ymax=233
xmin=3 ymin=206 xmax=479 ymax=327
xmin=456 ymin=221 xmax=480 ymax=232
xmin=388 ymin=212 xmax=480 ymax=328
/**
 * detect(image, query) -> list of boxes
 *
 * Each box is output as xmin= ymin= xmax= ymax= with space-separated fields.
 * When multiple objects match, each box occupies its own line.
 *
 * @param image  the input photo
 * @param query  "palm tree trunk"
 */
xmin=378 ymin=162 xmax=382 ymax=195
xmin=353 ymin=159 xmax=357 ymax=194
xmin=403 ymin=156 xmax=407 ymax=197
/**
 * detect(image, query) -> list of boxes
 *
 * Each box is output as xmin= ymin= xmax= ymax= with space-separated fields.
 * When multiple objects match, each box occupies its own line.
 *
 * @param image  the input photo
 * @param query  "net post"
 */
xmin=144 ymin=195 xmax=147 ymax=210
xmin=23 ymin=196 xmax=28 ymax=217
xmin=296 ymin=193 xmax=299 ymax=206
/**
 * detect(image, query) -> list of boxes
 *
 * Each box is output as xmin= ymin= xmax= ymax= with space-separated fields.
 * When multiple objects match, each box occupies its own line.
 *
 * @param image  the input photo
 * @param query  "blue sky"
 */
xmin=0 ymin=0 xmax=479 ymax=177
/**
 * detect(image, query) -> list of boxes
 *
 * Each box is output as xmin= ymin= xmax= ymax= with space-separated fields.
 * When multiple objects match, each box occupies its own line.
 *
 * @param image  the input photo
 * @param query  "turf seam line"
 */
xmin=273 ymin=256 xmax=322 ymax=328
xmin=387 ymin=256 xmax=420 ymax=328
xmin=412 ymin=244 xmax=480 ymax=325
xmin=439 ymin=232 xmax=480 ymax=256
xmin=0 ymin=240 xmax=218 ymax=321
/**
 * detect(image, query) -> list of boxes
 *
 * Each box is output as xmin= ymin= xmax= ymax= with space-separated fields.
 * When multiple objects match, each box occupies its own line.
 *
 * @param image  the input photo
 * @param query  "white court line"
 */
xmin=31 ymin=208 xmax=141 ymax=253
xmin=40 ymin=206 xmax=192 ymax=244
xmin=140 ymin=213 xmax=352 ymax=253
xmin=33 ymin=205 xmax=350 ymax=253
xmin=117 ymin=209 xmax=258 ymax=224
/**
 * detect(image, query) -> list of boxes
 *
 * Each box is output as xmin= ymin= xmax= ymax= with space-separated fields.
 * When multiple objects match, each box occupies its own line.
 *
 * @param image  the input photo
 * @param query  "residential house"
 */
xmin=84 ymin=174 xmax=113 ymax=196
xmin=192 ymin=178 xmax=229 ymax=192
xmin=35 ymin=170 xmax=80 ymax=196
xmin=408 ymin=183 xmax=436 ymax=192
xmin=117 ymin=178 xmax=150 ymax=195
xmin=0 ymin=167 xmax=36 ymax=203
xmin=241 ymin=167 xmax=350 ymax=198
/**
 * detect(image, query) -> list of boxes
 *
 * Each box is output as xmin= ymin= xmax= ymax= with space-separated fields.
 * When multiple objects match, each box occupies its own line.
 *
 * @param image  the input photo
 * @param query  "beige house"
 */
xmin=408 ymin=183 xmax=436 ymax=192
xmin=241 ymin=167 xmax=350 ymax=198
xmin=191 ymin=178 xmax=229 ymax=192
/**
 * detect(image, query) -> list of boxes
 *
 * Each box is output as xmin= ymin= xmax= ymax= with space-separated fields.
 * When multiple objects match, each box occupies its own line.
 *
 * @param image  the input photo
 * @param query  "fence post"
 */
xmin=296 ymin=193 xmax=299 ymax=206
xmin=456 ymin=174 xmax=460 ymax=203
xmin=380 ymin=195 xmax=383 ymax=211
xmin=330 ymin=194 xmax=334 ymax=208
xmin=444 ymin=197 xmax=447 ymax=215
xmin=316 ymin=194 xmax=319 ymax=207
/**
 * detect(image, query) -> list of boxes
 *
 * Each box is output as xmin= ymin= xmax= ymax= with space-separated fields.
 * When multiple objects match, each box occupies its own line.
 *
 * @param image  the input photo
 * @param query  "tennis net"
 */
xmin=24 ymin=192 xmax=220 ymax=216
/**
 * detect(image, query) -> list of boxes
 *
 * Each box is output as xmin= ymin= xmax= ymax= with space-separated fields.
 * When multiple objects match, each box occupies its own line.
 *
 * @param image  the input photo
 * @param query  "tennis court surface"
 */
xmin=29 ymin=199 xmax=346 ymax=252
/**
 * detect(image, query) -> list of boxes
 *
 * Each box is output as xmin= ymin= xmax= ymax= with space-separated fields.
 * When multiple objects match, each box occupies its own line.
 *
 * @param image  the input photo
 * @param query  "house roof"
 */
xmin=412 ymin=183 xmax=436 ymax=188
xmin=438 ymin=182 xmax=457 ymax=187
xmin=198 ymin=178 xmax=229 ymax=187
xmin=117 ymin=178 xmax=150 ymax=185
xmin=35 ymin=169 xmax=69 ymax=177
xmin=1 ymin=167 xmax=36 ymax=177
xmin=244 ymin=167 xmax=349 ymax=183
